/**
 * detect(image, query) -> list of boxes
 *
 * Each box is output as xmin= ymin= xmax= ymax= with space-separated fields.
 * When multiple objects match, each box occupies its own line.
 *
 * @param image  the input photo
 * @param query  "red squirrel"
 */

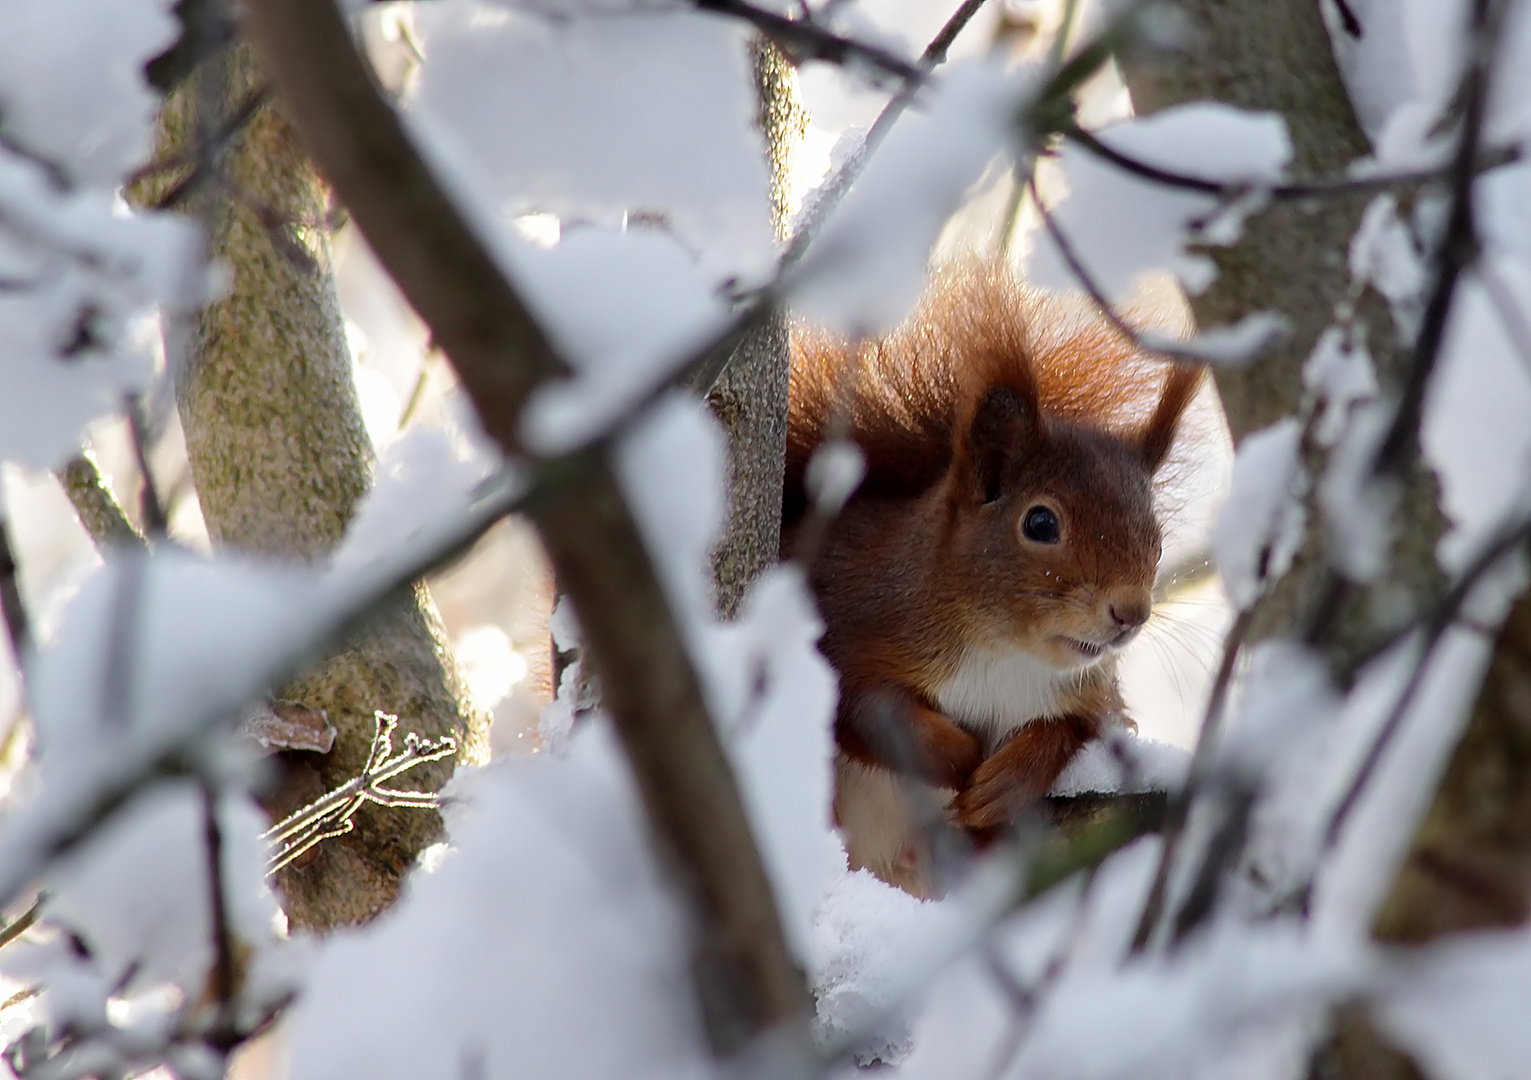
xmin=782 ymin=263 xmax=1203 ymax=896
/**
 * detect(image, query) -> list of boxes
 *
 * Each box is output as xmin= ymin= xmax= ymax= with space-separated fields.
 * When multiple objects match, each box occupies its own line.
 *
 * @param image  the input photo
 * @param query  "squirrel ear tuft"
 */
xmin=1138 ymin=364 xmax=1204 ymax=472
xmin=958 ymin=386 xmax=1038 ymax=503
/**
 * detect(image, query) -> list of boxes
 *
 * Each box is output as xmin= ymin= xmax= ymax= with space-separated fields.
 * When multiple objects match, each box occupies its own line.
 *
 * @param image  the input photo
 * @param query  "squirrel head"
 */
xmin=939 ymin=360 xmax=1203 ymax=673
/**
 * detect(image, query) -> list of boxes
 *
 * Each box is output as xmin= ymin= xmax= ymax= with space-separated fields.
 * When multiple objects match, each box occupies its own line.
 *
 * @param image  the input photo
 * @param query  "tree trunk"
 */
xmin=1117 ymin=0 xmax=1447 ymax=677
xmin=143 ymin=43 xmax=490 ymax=930
xmin=706 ymin=40 xmax=804 ymax=617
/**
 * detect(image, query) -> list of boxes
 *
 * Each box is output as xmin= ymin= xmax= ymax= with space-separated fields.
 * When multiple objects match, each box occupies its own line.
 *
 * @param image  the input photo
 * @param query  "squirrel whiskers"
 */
xmin=783 ymin=262 xmax=1203 ymax=897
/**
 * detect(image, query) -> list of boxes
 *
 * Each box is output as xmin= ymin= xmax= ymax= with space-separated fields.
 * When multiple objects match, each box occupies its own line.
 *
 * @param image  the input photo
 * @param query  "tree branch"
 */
xmin=240 ymin=0 xmax=811 ymax=1053
xmin=1062 ymin=122 xmax=1517 ymax=202
xmin=693 ymin=0 xmax=923 ymax=83
xmin=0 ymin=517 xmax=29 ymax=668
xmin=57 ymin=454 xmax=148 ymax=551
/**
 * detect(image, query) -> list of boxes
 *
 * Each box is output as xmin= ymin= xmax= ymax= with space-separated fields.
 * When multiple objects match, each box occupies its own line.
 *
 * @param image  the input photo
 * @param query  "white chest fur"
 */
xmin=932 ymin=644 xmax=1075 ymax=745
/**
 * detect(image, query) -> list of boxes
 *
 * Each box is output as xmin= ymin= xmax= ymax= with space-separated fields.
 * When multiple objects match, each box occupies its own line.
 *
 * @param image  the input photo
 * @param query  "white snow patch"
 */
xmin=1213 ymin=418 xmax=1307 ymax=609
xmin=790 ymin=62 xmax=1023 ymax=336
xmin=1029 ymin=104 xmax=1291 ymax=302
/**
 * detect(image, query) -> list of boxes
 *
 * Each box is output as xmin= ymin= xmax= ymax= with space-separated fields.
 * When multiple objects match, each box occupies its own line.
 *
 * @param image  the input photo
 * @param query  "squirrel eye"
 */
xmin=1022 ymin=505 xmax=1060 ymax=544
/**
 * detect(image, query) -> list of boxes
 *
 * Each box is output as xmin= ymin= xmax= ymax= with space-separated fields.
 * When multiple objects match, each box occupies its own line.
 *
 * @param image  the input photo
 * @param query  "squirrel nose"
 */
xmin=1109 ymin=602 xmax=1149 ymax=632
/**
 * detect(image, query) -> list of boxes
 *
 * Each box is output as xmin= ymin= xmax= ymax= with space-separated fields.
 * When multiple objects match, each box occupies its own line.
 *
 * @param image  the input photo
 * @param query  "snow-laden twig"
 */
xmin=263 ymin=711 xmax=458 ymax=876
xmin=1129 ymin=610 xmax=1253 ymax=952
xmin=1062 ymin=122 xmax=1518 ymax=203
xmin=1318 ymin=512 xmax=1531 ymax=864
xmin=1369 ymin=0 xmax=1507 ymax=479
xmin=1028 ymin=175 xmax=1210 ymax=366
xmin=776 ymin=0 xmax=993 ymax=273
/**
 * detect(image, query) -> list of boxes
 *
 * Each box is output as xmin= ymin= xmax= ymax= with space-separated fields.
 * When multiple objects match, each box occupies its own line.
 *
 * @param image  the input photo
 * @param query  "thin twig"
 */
xmin=125 ymin=397 xmax=168 ymax=538
xmin=1028 ymin=175 xmax=1204 ymax=365
xmin=397 ymin=351 xmax=436 ymax=432
xmin=1320 ymin=515 xmax=1531 ymax=858
xmin=0 ymin=517 xmax=29 ymax=668
xmin=1128 ymin=609 xmax=1251 ymax=952
xmin=1371 ymin=0 xmax=1505 ymax=478
xmin=1063 ymin=123 xmax=1517 ymax=203
xmin=693 ymin=0 xmax=923 ymax=83
xmin=263 ymin=712 xmax=457 ymax=875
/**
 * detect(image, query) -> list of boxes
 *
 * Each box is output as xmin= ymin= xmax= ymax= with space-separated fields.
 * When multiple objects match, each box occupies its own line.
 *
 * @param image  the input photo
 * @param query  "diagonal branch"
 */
xmin=240 ymin=0 xmax=811 ymax=1054
xmin=693 ymin=0 xmax=923 ymax=83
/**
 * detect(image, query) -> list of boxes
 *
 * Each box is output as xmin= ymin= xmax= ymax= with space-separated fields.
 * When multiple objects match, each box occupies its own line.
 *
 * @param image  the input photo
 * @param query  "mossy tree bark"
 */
xmin=144 ymin=43 xmax=489 ymax=930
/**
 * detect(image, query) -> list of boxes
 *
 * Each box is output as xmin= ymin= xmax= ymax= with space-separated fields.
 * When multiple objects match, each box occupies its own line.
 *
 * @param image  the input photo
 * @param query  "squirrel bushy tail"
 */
xmin=785 ymin=261 xmax=1200 ymax=524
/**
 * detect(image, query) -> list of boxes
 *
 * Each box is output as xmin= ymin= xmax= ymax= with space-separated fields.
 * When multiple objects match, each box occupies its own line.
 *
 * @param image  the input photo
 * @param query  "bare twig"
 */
xmin=1062 ymin=123 xmax=1517 ymax=203
xmin=0 ymin=894 xmax=43 ymax=952
xmin=0 ymin=518 xmax=29 ymax=668
xmin=692 ymin=0 xmax=923 ymax=83
xmin=1371 ymin=0 xmax=1504 ymax=478
xmin=125 ymin=397 xmax=168 ymax=538
xmin=264 ymin=712 xmax=457 ymax=875
xmin=1129 ymin=609 xmax=1251 ymax=951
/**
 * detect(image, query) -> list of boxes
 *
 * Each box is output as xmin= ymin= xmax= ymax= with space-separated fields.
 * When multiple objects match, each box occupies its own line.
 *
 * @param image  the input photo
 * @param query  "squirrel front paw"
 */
xmin=950 ymin=752 xmax=1048 ymax=831
xmin=949 ymin=718 xmax=1092 ymax=831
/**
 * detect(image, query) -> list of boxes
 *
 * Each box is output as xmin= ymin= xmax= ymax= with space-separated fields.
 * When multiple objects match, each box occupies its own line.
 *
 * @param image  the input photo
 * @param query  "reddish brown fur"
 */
xmin=784 ymin=263 xmax=1202 ymax=892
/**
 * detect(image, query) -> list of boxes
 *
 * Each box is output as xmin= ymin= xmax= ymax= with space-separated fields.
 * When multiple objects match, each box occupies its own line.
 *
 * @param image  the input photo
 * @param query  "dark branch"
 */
xmin=0 ymin=518 xmax=29 ymax=669
xmin=1372 ymin=0 xmax=1504 ymax=477
xmin=1028 ymin=175 xmax=1206 ymax=365
xmin=1062 ymin=122 xmax=1517 ymax=203
xmin=126 ymin=397 xmax=169 ymax=538
xmin=201 ymin=783 xmax=238 ymax=1025
xmin=240 ymin=0 xmax=810 ymax=1052
xmin=136 ymin=85 xmax=273 ymax=211
xmin=693 ymin=0 xmax=922 ymax=83
xmin=1321 ymin=515 xmax=1531 ymax=859
xmin=1129 ymin=609 xmax=1252 ymax=952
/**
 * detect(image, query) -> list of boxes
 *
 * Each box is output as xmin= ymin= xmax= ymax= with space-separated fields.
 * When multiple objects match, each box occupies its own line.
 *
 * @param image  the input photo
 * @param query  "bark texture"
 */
xmin=706 ymin=41 xmax=804 ymax=617
xmin=1117 ymin=0 xmax=1446 ymax=676
xmin=145 ymin=43 xmax=489 ymax=930
xmin=57 ymin=454 xmax=146 ymax=551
